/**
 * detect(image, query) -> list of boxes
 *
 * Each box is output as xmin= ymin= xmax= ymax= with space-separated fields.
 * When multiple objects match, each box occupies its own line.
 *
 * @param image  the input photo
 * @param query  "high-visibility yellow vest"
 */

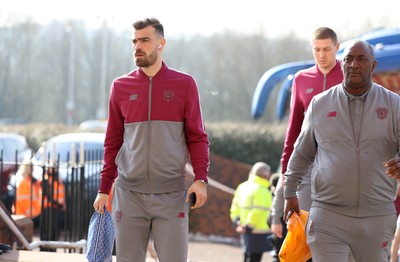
xmin=230 ymin=174 xmax=273 ymax=233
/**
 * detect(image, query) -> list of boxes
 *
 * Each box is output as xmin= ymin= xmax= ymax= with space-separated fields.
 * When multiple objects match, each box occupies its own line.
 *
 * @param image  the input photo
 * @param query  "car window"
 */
xmin=35 ymin=141 xmax=104 ymax=163
xmin=0 ymin=138 xmax=25 ymax=161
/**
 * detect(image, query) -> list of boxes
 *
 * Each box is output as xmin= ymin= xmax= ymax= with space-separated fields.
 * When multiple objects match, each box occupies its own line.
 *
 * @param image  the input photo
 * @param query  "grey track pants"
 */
xmin=306 ymin=206 xmax=396 ymax=262
xmin=112 ymin=186 xmax=190 ymax=262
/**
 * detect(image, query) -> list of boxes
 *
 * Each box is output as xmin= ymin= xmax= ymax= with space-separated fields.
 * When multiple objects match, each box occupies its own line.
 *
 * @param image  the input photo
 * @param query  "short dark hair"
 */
xmin=133 ymin=17 xmax=164 ymax=37
xmin=312 ymin=27 xmax=338 ymax=45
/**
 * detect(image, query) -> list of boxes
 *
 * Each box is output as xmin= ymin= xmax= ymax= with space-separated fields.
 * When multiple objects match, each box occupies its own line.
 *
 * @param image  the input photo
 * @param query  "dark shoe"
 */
xmin=0 ymin=243 xmax=11 ymax=252
xmin=270 ymin=252 xmax=280 ymax=262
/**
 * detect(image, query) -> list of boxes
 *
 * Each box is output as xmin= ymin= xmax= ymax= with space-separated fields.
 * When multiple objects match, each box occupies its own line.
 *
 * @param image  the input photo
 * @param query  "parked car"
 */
xmin=28 ymin=132 xmax=106 ymax=242
xmin=0 ymin=133 xmax=32 ymax=211
xmin=31 ymin=132 xmax=105 ymax=208
xmin=8 ymin=132 xmax=105 ymax=206
xmin=31 ymin=132 xmax=105 ymax=183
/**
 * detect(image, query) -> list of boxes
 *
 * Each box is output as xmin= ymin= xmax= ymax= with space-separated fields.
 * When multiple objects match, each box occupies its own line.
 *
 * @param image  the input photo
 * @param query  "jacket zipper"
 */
xmin=353 ymin=97 xmax=365 ymax=216
xmin=147 ymin=77 xmax=153 ymax=181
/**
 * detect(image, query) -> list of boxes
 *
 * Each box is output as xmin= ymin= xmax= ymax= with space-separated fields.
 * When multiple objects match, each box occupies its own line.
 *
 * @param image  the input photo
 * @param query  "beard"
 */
xmin=134 ymin=49 xmax=158 ymax=68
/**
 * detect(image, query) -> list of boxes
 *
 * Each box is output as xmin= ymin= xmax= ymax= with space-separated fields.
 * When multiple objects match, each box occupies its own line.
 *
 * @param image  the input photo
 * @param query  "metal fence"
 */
xmin=0 ymin=149 xmax=103 ymax=253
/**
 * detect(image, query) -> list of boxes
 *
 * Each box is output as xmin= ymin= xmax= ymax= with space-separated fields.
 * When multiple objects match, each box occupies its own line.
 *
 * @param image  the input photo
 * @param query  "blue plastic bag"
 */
xmin=86 ymin=210 xmax=115 ymax=262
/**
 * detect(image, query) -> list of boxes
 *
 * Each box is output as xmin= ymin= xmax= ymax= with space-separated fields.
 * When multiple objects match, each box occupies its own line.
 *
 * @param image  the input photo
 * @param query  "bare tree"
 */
xmin=0 ymin=17 xmax=380 ymax=125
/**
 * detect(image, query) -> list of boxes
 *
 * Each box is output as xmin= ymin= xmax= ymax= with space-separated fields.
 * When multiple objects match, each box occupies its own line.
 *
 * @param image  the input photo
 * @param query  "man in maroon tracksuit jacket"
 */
xmin=280 ymin=27 xmax=343 ymax=210
xmin=93 ymin=18 xmax=210 ymax=262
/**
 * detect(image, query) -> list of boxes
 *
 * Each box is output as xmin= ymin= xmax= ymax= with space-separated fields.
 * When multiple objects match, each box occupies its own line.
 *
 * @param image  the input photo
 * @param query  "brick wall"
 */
xmin=188 ymin=154 xmax=251 ymax=240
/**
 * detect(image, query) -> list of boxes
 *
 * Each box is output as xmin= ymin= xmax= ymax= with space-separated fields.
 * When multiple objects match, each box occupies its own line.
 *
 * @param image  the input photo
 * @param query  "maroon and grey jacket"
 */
xmin=281 ymin=60 xmax=343 ymax=175
xmin=99 ymin=62 xmax=210 ymax=194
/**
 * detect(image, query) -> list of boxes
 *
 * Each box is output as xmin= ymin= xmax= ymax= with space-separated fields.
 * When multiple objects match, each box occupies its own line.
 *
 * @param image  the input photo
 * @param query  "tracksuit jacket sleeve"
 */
xmin=284 ymin=99 xmax=317 ymax=198
xmin=270 ymin=176 xmax=284 ymax=225
xmin=99 ymin=82 xmax=124 ymax=194
xmin=184 ymin=78 xmax=210 ymax=181
xmin=280 ymin=76 xmax=305 ymax=174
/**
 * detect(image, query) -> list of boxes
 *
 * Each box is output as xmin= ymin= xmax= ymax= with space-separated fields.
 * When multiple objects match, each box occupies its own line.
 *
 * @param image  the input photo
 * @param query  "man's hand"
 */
xmin=235 ymin=224 xmax=245 ymax=234
xmin=93 ymin=193 xmax=108 ymax=214
xmin=186 ymin=180 xmax=207 ymax=209
xmin=384 ymin=157 xmax=400 ymax=179
xmin=283 ymin=197 xmax=300 ymax=222
xmin=271 ymin=223 xmax=283 ymax=238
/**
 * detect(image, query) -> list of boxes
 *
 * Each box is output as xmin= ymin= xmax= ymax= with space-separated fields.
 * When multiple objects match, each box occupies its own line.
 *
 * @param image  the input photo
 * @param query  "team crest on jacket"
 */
xmin=327 ymin=111 xmax=337 ymax=118
xmin=163 ymin=90 xmax=174 ymax=102
xmin=376 ymin=107 xmax=388 ymax=120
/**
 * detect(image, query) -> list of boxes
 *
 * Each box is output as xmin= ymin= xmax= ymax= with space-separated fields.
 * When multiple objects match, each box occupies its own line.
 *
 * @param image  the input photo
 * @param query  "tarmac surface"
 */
xmin=1 ymin=229 xmax=274 ymax=262
xmin=0 ymin=240 xmax=274 ymax=262
xmin=187 ymin=240 xmax=274 ymax=262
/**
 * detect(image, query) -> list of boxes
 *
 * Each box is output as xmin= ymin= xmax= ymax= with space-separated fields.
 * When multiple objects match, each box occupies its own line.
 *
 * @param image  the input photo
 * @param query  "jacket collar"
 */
xmin=137 ymin=61 xmax=168 ymax=78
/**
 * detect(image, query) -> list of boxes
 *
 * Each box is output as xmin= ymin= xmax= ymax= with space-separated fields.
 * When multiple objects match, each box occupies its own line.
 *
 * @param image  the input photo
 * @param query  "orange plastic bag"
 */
xmin=279 ymin=210 xmax=311 ymax=262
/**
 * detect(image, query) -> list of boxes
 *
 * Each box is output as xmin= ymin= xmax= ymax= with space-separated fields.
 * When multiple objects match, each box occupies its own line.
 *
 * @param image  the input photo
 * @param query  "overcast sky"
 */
xmin=1 ymin=0 xmax=399 ymax=40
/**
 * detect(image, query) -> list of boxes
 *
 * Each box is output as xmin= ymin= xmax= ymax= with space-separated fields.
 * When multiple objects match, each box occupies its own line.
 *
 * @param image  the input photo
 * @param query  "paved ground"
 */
xmin=2 ymin=229 xmax=274 ymax=262
xmin=1 ymin=241 xmax=274 ymax=262
xmin=187 ymin=240 xmax=274 ymax=262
